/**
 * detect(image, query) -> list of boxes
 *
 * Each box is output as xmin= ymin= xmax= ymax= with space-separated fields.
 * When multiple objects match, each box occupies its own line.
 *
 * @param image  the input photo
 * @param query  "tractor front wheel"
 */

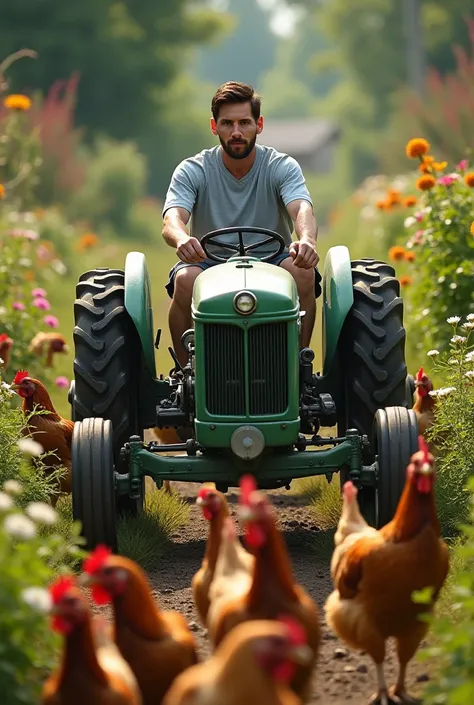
xmin=72 ymin=417 xmax=118 ymax=551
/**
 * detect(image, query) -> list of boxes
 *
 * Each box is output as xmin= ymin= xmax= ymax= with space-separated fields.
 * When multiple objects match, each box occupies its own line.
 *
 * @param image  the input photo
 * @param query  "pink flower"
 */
xmin=43 ymin=315 xmax=59 ymax=328
xmin=12 ymin=301 xmax=25 ymax=311
xmin=55 ymin=376 xmax=69 ymax=389
xmin=437 ymin=175 xmax=456 ymax=186
xmin=33 ymin=297 xmax=51 ymax=310
xmin=36 ymin=245 xmax=51 ymax=261
xmin=9 ymin=228 xmax=39 ymax=240
xmin=31 ymin=287 xmax=47 ymax=298
xmin=457 ymin=159 xmax=468 ymax=171
xmin=414 ymin=211 xmax=424 ymax=222
xmin=413 ymin=229 xmax=424 ymax=244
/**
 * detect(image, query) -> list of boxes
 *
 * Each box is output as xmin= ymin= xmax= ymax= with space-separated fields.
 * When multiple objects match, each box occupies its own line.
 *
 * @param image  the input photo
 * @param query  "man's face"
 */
xmin=211 ymin=102 xmax=263 ymax=160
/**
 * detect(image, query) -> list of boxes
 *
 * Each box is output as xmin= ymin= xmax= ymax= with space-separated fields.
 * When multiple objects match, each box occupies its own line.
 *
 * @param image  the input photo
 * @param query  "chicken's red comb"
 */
xmin=239 ymin=473 xmax=257 ymax=505
xmin=418 ymin=435 xmax=431 ymax=462
xmin=49 ymin=575 xmax=76 ymax=604
xmin=13 ymin=369 xmax=29 ymax=384
xmin=278 ymin=614 xmax=307 ymax=645
xmin=416 ymin=367 xmax=424 ymax=382
xmin=0 ymin=333 xmax=11 ymax=343
xmin=197 ymin=486 xmax=214 ymax=500
xmin=83 ymin=544 xmax=112 ymax=574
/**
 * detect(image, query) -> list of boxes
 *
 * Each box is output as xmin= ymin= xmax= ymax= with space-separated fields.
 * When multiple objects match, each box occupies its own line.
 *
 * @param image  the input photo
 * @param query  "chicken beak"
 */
xmin=62 ymin=345 xmax=70 ymax=353
xmin=419 ymin=461 xmax=433 ymax=476
xmin=10 ymin=383 xmax=20 ymax=391
xmin=237 ymin=506 xmax=259 ymax=523
xmin=287 ymin=644 xmax=313 ymax=665
xmin=196 ymin=496 xmax=205 ymax=506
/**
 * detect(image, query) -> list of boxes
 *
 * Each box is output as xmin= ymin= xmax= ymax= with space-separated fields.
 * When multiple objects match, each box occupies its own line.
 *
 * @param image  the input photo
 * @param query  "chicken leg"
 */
xmin=388 ymin=626 xmax=427 ymax=705
xmin=368 ymin=663 xmax=400 ymax=705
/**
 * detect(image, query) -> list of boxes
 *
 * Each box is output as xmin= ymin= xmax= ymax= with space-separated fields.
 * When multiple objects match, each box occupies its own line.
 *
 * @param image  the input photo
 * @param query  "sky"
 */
xmin=207 ymin=0 xmax=305 ymax=38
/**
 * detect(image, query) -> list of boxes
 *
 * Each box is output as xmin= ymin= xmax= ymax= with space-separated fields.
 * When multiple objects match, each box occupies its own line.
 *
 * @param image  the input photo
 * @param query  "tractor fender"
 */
xmin=322 ymin=245 xmax=354 ymax=375
xmin=124 ymin=251 xmax=157 ymax=377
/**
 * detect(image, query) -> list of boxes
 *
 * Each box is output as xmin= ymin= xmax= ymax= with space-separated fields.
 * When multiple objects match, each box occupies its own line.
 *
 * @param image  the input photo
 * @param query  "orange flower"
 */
xmin=418 ymin=155 xmax=434 ymax=173
xmin=388 ymin=246 xmax=407 ymax=262
xmin=399 ymin=275 xmax=412 ymax=287
xmin=0 ymin=184 xmax=4 ymax=199
xmin=432 ymin=161 xmax=447 ymax=171
xmin=376 ymin=199 xmax=390 ymax=210
xmin=470 ymin=222 xmax=474 ymax=236
xmin=406 ymin=138 xmax=430 ymax=159
xmin=416 ymin=174 xmax=436 ymax=191
xmin=464 ymin=172 xmax=474 ymax=187
xmin=23 ymin=270 xmax=35 ymax=281
xmin=387 ymin=189 xmax=402 ymax=206
xmin=404 ymin=195 xmax=417 ymax=207
xmin=4 ymin=94 xmax=32 ymax=111
xmin=404 ymin=251 xmax=416 ymax=262
xmin=76 ymin=232 xmax=99 ymax=251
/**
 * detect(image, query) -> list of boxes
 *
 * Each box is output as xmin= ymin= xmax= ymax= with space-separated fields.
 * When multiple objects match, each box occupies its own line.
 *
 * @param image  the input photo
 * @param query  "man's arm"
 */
xmin=286 ymin=198 xmax=319 ymax=269
xmin=162 ymin=207 xmax=206 ymax=263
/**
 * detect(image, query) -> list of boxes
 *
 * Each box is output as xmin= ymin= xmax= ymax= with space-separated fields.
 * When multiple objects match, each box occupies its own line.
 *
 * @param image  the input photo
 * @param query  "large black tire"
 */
xmin=72 ymin=267 xmax=144 ymax=516
xmin=72 ymin=417 xmax=118 ymax=551
xmin=373 ymin=406 xmax=419 ymax=528
xmin=338 ymin=259 xmax=409 ymax=464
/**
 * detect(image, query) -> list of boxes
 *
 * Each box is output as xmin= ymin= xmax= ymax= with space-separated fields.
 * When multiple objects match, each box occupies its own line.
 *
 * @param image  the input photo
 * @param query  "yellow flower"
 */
xmin=388 ymin=246 xmax=407 ymax=262
xmin=3 ymin=94 xmax=32 ymax=111
xmin=470 ymin=222 xmax=474 ymax=236
xmin=399 ymin=275 xmax=413 ymax=287
xmin=464 ymin=172 xmax=474 ymax=187
xmin=432 ymin=161 xmax=447 ymax=171
xmin=416 ymin=174 xmax=436 ymax=191
xmin=0 ymin=184 xmax=5 ymax=199
xmin=418 ymin=155 xmax=434 ymax=173
xmin=406 ymin=138 xmax=430 ymax=159
xmin=404 ymin=195 xmax=417 ymax=207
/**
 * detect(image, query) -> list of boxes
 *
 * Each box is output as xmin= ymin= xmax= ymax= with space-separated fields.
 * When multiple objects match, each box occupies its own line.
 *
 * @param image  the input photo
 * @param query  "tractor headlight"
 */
xmin=233 ymin=291 xmax=257 ymax=315
xmin=231 ymin=425 xmax=265 ymax=460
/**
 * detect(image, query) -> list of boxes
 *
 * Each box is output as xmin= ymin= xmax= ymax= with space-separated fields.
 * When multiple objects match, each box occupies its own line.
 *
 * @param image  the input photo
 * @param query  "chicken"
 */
xmin=163 ymin=617 xmax=312 ymax=705
xmin=208 ymin=475 xmax=321 ymax=701
xmin=11 ymin=369 xmax=74 ymax=506
xmin=207 ymin=515 xmax=255 ymax=636
xmin=0 ymin=332 xmax=13 ymax=371
xmin=41 ymin=575 xmax=142 ymax=705
xmin=413 ymin=367 xmax=436 ymax=437
xmin=28 ymin=331 xmax=69 ymax=368
xmin=191 ymin=485 xmax=230 ymax=626
xmin=81 ymin=545 xmax=198 ymax=705
xmin=324 ymin=437 xmax=449 ymax=705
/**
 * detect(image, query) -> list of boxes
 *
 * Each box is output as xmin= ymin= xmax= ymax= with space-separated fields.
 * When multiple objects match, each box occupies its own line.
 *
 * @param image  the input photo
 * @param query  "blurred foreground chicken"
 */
xmin=208 ymin=475 xmax=321 ymax=700
xmin=163 ymin=617 xmax=312 ymax=705
xmin=191 ymin=485 xmax=231 ymax=625
xmin=11 ymin=369 xmax=74 ymax=506
xmin=0 ymin=332 xmax=13 ymax=371
xmin=41 ymin=575 xmax=142 ymax=705
xmin=325 ymin=438 xmax=449 ymax=705
xmin=28 ymin=331 xmax=69 ymax=367
xmin=82 ymin=546 xmax=198 ymax=705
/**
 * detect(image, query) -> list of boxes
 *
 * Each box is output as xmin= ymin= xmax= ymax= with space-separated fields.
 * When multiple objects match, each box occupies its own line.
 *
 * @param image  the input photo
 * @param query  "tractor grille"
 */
xmin=203 ymin=322 xmax=288 ymax=416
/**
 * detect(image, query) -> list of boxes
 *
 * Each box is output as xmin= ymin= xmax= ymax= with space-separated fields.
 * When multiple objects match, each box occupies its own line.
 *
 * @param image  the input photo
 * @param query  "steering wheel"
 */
xmin=200 ymin=226 xmax=286 ymax=263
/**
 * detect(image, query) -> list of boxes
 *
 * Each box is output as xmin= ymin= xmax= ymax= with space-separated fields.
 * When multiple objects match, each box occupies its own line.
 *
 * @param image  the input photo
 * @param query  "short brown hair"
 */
xmin=211 ymin=81 xmax=261 ymax=122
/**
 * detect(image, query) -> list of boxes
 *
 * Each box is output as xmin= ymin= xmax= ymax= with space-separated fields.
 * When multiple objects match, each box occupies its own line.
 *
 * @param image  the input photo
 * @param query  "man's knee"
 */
xmin=280 ymin=258 xmax=315 ymax=297
xmin=173 ymin=266 xmax=202 ymax=306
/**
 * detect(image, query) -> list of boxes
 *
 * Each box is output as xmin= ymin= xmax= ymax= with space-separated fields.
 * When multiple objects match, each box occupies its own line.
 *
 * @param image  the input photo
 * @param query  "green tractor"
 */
xmin=69 ymin=227 xmax=418 ymax=551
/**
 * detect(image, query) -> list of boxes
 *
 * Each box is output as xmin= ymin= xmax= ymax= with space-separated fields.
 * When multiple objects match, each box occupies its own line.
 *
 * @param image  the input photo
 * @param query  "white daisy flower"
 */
xmin=26 ymin=502 xmax=57 ymax=526
xmin=404 ymin=216 xmax=417 ymax=228
xmin=21 ymin=587 xmax=52 ymax=613
xmin=3 ymin=480 xmax=23 ymax=495
xmin=447 ymin=316 xmax=461 ymax=325
xmin=427 ymin=349 xmax=439 ymax=357
xmin=451 ymin=335 xmax=467 ymax=344
xmin=450 ymin=283 xmax=458 ymax=290
xmin=456 ymin=267 xmax=464 ymax=274
xmin=422 ymin=308 xmax=430 ymax=317
xmin=1 ymin=381 xmax=14 ymax=397
xmin=466 ymin=314 xmax=474 ymax=322
xmin=0 ymin=491 xmax=13 ymax=512
xmin=437 ymin=276 xmax=445 ymax=283
xmin=464 ymin=371 xmax=474 ymax=379
xmin=465 ymin=351 xmax=474 ymax=362
xmin=17 ymin=438 xmax=44 ymax=457
xmin=4 ymin=513 xmax=36 ymax=540
xmin=463 ymin=322 xmax=474 ymax=330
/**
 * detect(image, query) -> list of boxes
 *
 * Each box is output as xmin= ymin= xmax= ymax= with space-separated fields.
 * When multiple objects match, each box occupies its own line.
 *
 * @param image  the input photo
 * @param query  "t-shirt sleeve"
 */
xmin=162 ymin=160 xmax=202 ymax=217
xmin=276 ymin=156 xmax=313 ymax=207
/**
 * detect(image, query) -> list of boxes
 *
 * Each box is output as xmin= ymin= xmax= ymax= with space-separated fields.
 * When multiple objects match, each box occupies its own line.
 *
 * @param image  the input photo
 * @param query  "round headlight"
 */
xmin=233 ymin=291 xmax=257 ymax=315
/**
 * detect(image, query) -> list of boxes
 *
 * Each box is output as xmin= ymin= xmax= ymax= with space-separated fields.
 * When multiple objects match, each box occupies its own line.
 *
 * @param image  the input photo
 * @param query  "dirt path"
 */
xmin=148 ymin=481 xmax=431 ymax=705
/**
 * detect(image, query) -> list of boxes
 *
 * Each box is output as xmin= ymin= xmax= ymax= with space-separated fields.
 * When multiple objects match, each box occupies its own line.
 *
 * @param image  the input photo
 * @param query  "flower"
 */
xmin=416 ymin=174 xmax=436 ymax=191
xmin=26 ymin=502 xmax=57 ymax=525
xmin=388 ymin=246 xmax=407 ymax=261
xmin=21 ymin=587 xmax=52 ymax=613
xmin=457 ymin=159 xmax=468 ymax=171
xmin=31 ymin=287 xmax=47 ymax=298
xmin=4 ymin=94 xmax=32 ymax=111
xmin=466 ymin=314 xmax=474 ymax=322
xmin=427 ymin=349 xmax=439 ymax=357
xmin=0 ymin=491 xmax=13 ymax=512
xmin=3 ymin=480 xmax=23 ymax=495
xmin=447 ymin=316 xmax=461 ymax=325
xmin=44 ymin=314 xmax=59 ymax=328
xmin=0 ymin=184 xmax=5 ymax=199
xmin=450 ymin=282 xmax=458 ymax=290
xmin=55 ymin=376 xmax=69 ymax=389
xmin=33 ymin=297 xmax=51 ymax=310
xmin=464 ymin=172 xmax=474 ymax=187
xmin=451 ymin=335 xmax=467 ymax=344
xmin=9 ymin=228 xmax=38 ymax=240
xmin=470 ymin=222 xmax=474 ymax=236
xmin=437 ymin=175 xmax=456 ymax=186
xmin=12 ymin=301 xmax=25 ymax=311
xmin=418 ymin=156 xmax=434 ymax=173
xmin=4 ymin=513 xmax=36 ymax=539
xmin=399 ymin=275 xmax=412 ymax=287
xmin=406 ymin=138 xmax=430 ymax=158
xmin=465 ymin=371 xmax=474 ymax=379
xmin=429 ymin=386 xmax=456 ymax=398
xmin=404 ymin=216 xmax=417 ymax=228
xmin=76 ymin=232 xmax=99 ymax=251
xmin=404 ymin=195 xmax=417 ymax=207
xmin=17 ymin=437 xmax=44 ymax=457
xmin=404 ymin=251 xmax=416 ymax=262
xmin=432 ymin=161 xmax=448 ymax=171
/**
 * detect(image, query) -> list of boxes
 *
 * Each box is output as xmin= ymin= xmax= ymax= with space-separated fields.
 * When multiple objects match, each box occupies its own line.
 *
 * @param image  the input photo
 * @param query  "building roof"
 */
xmin=257 ymin=118 xmax=340 ymax=157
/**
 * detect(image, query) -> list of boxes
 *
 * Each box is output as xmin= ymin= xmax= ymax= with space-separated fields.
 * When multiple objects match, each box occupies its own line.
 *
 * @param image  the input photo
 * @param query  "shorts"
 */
xmin=165 ymin=251 xmax=323 ymax=299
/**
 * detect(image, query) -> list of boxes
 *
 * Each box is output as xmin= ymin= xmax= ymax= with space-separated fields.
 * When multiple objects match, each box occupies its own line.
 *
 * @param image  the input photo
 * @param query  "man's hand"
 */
xmin=176 ymin=236 xmax=206 ymax=264
xmin=289 ymin=238 xmax=320 ymax=269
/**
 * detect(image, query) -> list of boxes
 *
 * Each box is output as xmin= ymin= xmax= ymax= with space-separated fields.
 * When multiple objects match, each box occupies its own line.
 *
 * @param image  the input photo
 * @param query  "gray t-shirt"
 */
xmin=162 ymin=144 xmax=312 ymax=256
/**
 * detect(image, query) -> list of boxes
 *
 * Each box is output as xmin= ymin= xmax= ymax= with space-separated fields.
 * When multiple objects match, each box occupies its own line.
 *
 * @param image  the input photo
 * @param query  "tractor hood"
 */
xmin=192 ymin=258 xmax=299 ymax=321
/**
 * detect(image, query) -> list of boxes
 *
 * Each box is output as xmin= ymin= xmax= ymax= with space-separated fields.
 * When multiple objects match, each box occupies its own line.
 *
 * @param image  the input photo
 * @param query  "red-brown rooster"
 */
xmin=413 ymin=367 xmax=436 ymax=437
xmin=325 ymin=437 xmax=449 ymax=705
xmin=163 ymin=617 xmax=312 ymax=705
xmin=28 ymin=331 xmax=69 ymax=367
xmin=81 ymin=546 xmax=198 ymax=705
xmin=208 ymin=475 xmax=321 ymax=701
xmin=0 ymin=332 xmax=13 ymax=371
xmin=11 ymin=369 xmax=74 ymax=505
xmin=41 ymin=575 xmax=142 ymax=705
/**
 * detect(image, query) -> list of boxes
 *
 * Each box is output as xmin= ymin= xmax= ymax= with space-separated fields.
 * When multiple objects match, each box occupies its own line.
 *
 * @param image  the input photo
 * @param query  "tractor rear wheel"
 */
xmin=72 ymin=267 xmax=144 ymax=517
xmin=373 ymin=406 xmax=419 ymax=527
xmin=72 ymin=417 xmax=118 ymax=551
xmin=338 ymin=258 xmax=410 ymax=465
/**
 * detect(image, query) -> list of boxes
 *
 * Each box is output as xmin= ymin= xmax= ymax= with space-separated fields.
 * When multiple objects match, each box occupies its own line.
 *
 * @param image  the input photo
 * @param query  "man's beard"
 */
xmin=219 ymin=134 xmax=257 ymax=160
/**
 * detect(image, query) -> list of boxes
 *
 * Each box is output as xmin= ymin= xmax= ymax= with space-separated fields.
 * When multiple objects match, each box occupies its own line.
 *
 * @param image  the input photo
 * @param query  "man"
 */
xmin=162 ymin=80 xmax=321 ymax=365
